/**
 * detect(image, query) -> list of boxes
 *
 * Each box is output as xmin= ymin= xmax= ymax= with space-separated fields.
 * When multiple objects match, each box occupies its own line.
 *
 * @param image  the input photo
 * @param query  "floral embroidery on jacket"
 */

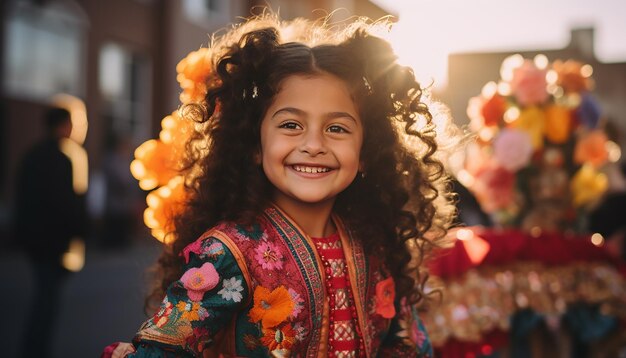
xmin=375 ymin=277 xmax=396 ymax=318
xmin=180 ymin=262 xmax=220 ymax=301
xmin=176 ymin=301 xmax=208 ymax=321
xmin=254 ymin=241 xmax=284 ymax=270
xmin=287 ymin=287 xmax=304 ymax=318
xmin=261 ymin=323 xmax=296 ymax=352
xmin=152 ymin=297 xmax=174 ymax=328
xmin=218 ymin=277 xmax=244 ymax=302
xmin=249 ymin=285 xmax=294 ymax=328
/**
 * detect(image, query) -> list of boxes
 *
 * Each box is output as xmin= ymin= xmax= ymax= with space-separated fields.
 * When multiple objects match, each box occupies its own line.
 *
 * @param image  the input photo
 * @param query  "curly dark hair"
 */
xmin=146 ymin=16 xmax=457 ymax=312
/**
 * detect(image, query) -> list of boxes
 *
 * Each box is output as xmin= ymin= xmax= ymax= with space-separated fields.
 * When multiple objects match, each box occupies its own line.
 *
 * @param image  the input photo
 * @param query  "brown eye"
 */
xmin=327 ymin=125 xmax=349 ymax=133
xmin=279 ymin=122 xmax=301 ymax=130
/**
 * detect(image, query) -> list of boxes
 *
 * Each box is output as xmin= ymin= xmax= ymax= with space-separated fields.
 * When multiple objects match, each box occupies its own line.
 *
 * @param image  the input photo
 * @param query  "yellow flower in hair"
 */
xmin=176 ymin=48 xmax=213 ymax=104
xmin=570 ymin=164 xmax=607 ymax=207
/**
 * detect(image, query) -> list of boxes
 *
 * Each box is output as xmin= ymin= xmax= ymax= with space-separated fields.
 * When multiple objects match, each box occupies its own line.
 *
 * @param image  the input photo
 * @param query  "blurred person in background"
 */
xmin=14 ymin=107 xmax=87 ymax=358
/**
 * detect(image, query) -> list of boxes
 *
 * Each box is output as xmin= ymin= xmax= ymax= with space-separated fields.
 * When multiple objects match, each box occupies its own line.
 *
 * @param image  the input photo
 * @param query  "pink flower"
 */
xmin=493 ymin=129 xmax=533 ymax=171
xmin=180 ymin=262 xmax=220 ymax=301
xmin=288 ymin=288 xmax=304 ymax=318
xmin=473 ymin=163 xmax=516 ymax=213
xmin=254 ymin=241 xmax=284 ymax=270
xmin=375 ymin=277 xmax=396 ymax=318
xmin=510 ymin=60 xmax=549 ymax=106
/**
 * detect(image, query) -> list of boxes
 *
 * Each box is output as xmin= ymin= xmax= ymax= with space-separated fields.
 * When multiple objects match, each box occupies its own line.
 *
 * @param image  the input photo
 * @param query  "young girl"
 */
xmin=108 ymin=14 xmax=456 ymax=358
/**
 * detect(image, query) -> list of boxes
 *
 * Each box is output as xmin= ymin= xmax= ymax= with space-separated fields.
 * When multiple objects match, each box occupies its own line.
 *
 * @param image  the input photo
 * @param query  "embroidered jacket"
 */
xmin=129 ymin=206 xmax=432 ymax=357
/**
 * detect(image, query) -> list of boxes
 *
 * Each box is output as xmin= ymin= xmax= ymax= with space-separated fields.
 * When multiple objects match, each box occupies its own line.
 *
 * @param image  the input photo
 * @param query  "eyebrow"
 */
xmin=272 ymin=107 xmax=358 ymax=123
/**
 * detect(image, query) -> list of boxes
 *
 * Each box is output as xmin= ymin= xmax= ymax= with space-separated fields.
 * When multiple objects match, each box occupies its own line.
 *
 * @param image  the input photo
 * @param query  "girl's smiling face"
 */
xmin=260 ymin=73 xmax=364 ymax=211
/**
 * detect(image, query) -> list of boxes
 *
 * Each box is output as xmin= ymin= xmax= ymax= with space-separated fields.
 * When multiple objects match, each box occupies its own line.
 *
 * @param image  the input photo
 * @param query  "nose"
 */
xmin=300 ymin=129 xmax=327 ymax=156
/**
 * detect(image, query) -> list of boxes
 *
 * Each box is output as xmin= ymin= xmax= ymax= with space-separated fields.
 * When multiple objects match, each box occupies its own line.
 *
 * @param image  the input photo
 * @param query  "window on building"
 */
xmin=182 ymin=0 xmax=231 ymax=27
xmin=2 ymin=1 xmax=87 ymax=100
xmin=98 ymin=42 xmax=152 ymax=147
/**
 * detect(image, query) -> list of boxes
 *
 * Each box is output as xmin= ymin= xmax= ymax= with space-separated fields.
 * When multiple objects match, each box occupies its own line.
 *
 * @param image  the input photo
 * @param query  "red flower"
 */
xmin=375 ymin=277 xmax=396 ymax=318
xmin=473 ymin=163 xmax=516 ymax=213
xmin=481 ymin=94 xmax=506 ymax=127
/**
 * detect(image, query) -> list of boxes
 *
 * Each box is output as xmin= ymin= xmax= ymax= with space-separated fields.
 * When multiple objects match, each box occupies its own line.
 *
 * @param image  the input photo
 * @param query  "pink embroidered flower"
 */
xmin=254 ymin=241 xmax=284 ymax=270
xmin=182 ymin=239 xmax=204 ymax=263
xmin=510 ymin=60 xmax=549 ymax=106
xmin=288 ymin=288 xmax=304 ymax=318
xmin=180 ymin=262 xmax=220 ymax=301
xmin=492 ymin=129 xmax=533 ymax=171
xmin=375 ymin=277 xmax=396 ymax=318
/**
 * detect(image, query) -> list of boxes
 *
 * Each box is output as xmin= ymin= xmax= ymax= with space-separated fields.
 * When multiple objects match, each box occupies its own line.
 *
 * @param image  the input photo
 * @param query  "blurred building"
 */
xmin=440 ymin=28 xmax=626 ymax=149
xmin=0 ymin=0 xmax=390 ymax=245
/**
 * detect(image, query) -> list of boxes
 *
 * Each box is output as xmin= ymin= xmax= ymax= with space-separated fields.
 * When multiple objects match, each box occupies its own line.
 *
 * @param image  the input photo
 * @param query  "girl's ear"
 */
xmin=254 ymin=151 xmax=262 ymax=165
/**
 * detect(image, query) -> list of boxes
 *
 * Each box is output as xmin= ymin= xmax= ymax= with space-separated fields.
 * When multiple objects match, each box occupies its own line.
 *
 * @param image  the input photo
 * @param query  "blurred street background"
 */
xmin=1 ymin=0 xmax=626 ymax=357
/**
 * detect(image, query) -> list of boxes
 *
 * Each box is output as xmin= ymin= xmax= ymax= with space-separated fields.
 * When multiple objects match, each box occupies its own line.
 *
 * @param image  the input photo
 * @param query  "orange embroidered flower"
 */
xmin=176 ymin=301 xmax=201 ymax=321
xmin=260 ymin=323 xmax=296 ymax=351
xmin=375 ymin=277 xmax=396 ymax=318
xmin=249 ymin=286 xmax=294 ymax=328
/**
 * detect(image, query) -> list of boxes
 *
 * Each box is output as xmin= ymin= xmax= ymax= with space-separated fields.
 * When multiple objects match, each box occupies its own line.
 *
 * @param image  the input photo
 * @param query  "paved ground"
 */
xmin=0 ymin=238 xmax=162 ymax=358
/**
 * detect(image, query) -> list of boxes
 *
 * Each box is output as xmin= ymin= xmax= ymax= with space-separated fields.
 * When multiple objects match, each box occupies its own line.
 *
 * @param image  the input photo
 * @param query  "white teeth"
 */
xmin=293 ymin=165 xmax=330 ymax=174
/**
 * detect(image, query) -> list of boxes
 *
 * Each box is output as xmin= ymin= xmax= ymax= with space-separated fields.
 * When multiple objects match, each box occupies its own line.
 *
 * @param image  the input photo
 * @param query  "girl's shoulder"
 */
xmin=181 ymin=217 xmax=270 ymax=263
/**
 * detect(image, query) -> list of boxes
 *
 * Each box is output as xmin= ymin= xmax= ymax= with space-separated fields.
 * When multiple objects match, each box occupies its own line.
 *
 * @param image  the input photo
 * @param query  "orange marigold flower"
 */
xmin=375 ymin=277 xmax=396 ymax=318
xmin=249 ymin=286 xmax=294 ymax=328
xmin=130 ymin=139 xmax=180 ymax=190
xmin=260 ymin=323 xmax=296 ymax=351
xmin=144 ymin=176 xmax=187 ymax=243
xmin=574 ymin=130 xmax=609 ymax=168
xmin=176 ymin=48 xmax=213 ymax=104
xmin=159 ymin=110 xmax=195 ymax=160
xmin=553 ymin=59 xmax=593 ymax=94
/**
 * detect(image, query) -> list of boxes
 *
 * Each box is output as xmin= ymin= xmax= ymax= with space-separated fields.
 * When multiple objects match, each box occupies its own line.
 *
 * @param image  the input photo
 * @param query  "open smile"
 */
xmin=290 ymin=165 xmax=333 ymax=174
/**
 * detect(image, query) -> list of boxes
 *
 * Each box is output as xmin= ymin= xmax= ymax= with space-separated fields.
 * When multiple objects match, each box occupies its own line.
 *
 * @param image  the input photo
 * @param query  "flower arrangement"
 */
xmin=129 ymin=47 xmax=211 ymax=242
xmin=458 ymin=54 xmax=620 ymax=232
